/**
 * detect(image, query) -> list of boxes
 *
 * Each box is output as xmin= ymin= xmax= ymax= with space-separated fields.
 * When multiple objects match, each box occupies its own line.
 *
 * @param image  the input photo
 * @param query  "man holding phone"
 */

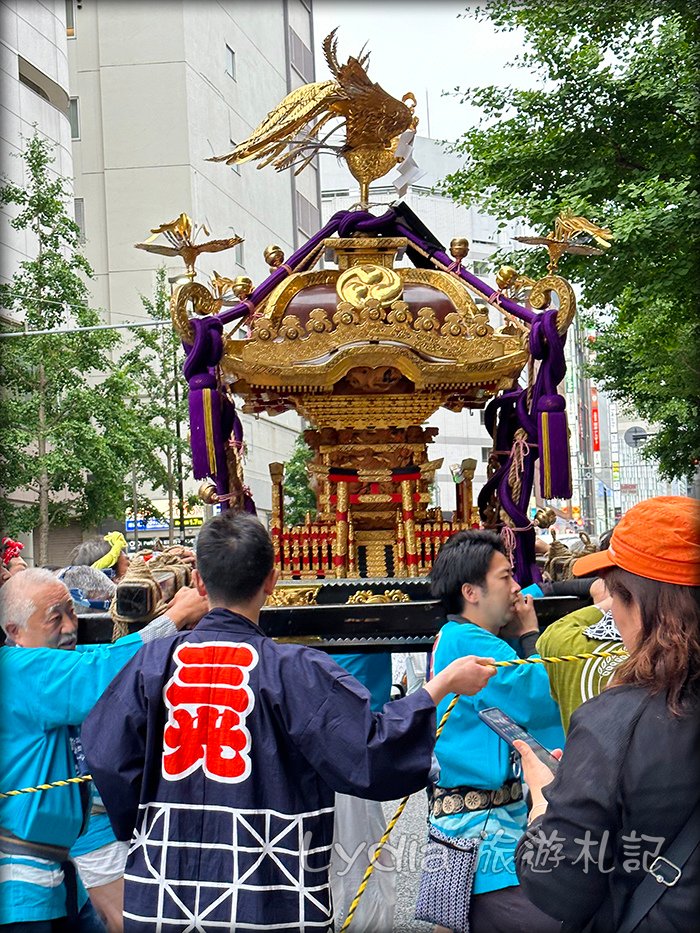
xmin=419 ymin=530 xmax=564 ymax=933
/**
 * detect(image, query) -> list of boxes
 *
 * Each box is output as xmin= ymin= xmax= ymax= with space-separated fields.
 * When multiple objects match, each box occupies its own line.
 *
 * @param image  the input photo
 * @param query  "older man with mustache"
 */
xmin=0 ymin=568 xmax=207 ymax=933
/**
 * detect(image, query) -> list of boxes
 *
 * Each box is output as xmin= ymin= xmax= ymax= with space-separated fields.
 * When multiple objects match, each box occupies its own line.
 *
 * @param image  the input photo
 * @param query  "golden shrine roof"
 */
xmin=218 ymin=235 xmax=529 ymax=428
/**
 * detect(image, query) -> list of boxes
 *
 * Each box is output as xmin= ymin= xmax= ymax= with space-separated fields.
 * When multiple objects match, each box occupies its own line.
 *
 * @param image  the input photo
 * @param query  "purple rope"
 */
xmin=478 ymin=307 xmax=568 ymax=584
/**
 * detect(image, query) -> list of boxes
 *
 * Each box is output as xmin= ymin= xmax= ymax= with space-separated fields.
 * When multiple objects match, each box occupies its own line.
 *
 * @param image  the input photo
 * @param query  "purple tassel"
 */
xmin=188 ymin=374 xmax=224 ymax=480
xmin=537 ymin=394 xmax=572 ymax=499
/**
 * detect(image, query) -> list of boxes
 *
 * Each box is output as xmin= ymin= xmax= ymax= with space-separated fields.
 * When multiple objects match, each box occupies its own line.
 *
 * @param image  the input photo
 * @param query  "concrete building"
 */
xmin=1 ymin=0 xmax=76 ymax=563
xmin=614 ymin=412 xmax=685 ymax=511
xmin=320 ymin=135 xmax=531 ymax=517
xmin=66 ymin=0 xmax=321 ymax=531
xmin=0 ymin=0 xmax=73 ymax=284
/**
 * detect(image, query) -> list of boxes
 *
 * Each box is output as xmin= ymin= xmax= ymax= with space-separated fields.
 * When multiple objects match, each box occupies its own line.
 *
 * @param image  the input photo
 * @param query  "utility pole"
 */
xmin=172 ymin=340 xmax=187 ymax=545
xmin=132 ymin=466 xmax=140 ymax=549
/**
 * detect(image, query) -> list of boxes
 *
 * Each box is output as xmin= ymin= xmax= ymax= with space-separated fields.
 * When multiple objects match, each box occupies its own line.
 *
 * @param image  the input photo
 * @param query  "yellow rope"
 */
xmin=0 ymin=774 xmax=93 ymax=800
xmin=493 ymin=648 xmax=627 ymax=667
xmin=339 ymin=694 xmax=460 ymax=932
xmin=339 ymin=647 xmax=628 ymax=930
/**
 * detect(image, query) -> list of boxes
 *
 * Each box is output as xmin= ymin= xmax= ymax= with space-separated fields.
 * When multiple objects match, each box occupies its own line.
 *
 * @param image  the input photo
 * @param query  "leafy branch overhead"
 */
xmin=445 ymin=0 xmax=699 ymax=479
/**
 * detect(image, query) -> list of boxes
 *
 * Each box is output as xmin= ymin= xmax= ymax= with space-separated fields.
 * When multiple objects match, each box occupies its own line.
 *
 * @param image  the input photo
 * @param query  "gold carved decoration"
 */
xmin=324 ymin=237 xmax=407 ymax=271
xmin=553 ymin=211 xmax=612 ymax=250
xmin=528 ymin=275 xmax=576 ymax=335
xmin=266 ymin=586 xmax=321 ymax=607
xmin=514 ymin=210 xmax=612 ymax=274
xmin=170 ymin=282 xmax=222 ymax=343
xmin=295 ymin=393 xmax=449 ymax=430
xmin=336 ymin=264 xmax=403 ymax=308
xmin=346 ymin=589 xmax=410 ymax=605
xmin=135 ymin=213 xmax=243 ymax=280
xmin=496 ymin=266 xmax=536 ymax=300
xmin=255 ymin=264 xmax=481 ymax=329
xmin=221 ymin=295 xmax=526 ymax=395
xmin=209 ymin=30 xmax=418 ymax=208
xmin=210 ymin=273 xmax=253 ymax=301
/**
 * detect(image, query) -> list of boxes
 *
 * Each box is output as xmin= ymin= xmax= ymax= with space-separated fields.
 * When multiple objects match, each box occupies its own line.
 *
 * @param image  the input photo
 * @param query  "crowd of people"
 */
xmin=0 ymin=494 xmax=697 ymax=932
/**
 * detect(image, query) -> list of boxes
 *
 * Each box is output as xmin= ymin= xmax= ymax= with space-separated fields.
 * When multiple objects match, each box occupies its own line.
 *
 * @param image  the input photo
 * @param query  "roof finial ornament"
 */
xmin=209 ymin=29 xmax=418 ymax=210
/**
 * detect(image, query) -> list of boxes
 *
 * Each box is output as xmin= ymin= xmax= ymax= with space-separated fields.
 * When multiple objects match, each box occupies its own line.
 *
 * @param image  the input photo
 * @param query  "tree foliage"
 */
xmin=0 ymin=135 xmax=177 ymax=560
xmin=117 ymin=266 xmax=192 ymax=543
xmin=444 ymin=0 xmax=699 ymax=479
xmin=283 ymin=434 xmax=317 ymax=527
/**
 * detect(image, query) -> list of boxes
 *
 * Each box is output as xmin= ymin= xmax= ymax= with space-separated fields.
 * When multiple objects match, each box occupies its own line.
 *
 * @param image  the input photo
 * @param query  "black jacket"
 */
xmin=515 ymin=684 xmax=700 ymax=932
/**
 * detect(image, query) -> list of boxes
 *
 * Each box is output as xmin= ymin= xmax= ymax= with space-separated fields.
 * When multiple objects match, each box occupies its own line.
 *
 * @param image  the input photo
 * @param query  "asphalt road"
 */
xmin=333 ymin=657 xmax=433 ymax=932
xmin=382 ymin=792 xmax=433 ymax=933
xmin=332 ymin=790 xmax=432 ymax=933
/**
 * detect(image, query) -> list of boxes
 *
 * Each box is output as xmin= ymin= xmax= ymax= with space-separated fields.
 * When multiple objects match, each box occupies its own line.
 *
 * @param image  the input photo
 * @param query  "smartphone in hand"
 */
xmin=478 ymin=706 xmax=560 ymax=773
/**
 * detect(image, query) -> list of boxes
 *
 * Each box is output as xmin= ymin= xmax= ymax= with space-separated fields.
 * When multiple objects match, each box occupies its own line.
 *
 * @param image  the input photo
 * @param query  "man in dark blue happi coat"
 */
xmin=82 ymin=512 xmax=495 ymax=932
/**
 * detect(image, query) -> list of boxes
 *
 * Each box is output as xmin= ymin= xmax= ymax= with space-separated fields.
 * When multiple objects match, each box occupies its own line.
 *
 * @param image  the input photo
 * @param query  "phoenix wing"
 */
xmin=209 ymin=81 xmax=345 ymax=169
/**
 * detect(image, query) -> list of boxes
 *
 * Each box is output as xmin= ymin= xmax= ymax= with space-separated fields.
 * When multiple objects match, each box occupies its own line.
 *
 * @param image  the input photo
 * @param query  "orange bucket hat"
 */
xmin=573 ymin=495 xmax=700 ymax=586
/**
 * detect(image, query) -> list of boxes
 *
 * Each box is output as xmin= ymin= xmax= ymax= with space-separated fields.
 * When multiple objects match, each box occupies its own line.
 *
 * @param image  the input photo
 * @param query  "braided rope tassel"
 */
xmin=339 ymin=647 xmax=627 ymax=930
xmin=0 ymin=773 xmax=93 ymax=800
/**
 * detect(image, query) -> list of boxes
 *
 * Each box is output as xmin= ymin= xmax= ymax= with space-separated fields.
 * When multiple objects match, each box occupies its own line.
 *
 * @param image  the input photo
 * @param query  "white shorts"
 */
xmin=73 ymin=840 xmax=128 ymax=889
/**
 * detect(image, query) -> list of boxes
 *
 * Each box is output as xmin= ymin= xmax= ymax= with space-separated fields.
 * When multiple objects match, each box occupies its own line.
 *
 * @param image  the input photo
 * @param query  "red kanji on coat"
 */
xmin=162 ymin=642 xmax=258 ymax=783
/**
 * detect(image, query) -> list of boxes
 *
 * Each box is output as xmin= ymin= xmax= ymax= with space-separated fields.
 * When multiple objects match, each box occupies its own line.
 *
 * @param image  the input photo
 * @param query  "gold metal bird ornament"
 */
xmin=134 ymin=213 xmax=244 ymax=279
xmin=209 ymin=29 xmax=418 ymax=208
xmin=513 ymin=210 xmax=613 ymax=273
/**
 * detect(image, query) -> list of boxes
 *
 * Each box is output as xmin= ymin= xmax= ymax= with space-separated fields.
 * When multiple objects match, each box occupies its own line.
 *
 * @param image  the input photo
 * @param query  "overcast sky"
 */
xmin=312 ymin=1 xmax=540 ymax=143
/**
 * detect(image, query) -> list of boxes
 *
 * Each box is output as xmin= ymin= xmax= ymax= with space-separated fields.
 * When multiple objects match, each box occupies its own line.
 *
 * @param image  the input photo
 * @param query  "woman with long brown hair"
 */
xmin=513 ymin=495 xmax=700 ymax=932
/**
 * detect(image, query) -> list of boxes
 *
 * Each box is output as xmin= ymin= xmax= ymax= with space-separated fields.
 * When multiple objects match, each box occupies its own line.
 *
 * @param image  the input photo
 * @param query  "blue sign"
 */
xmin=125 ymin=517 xmax=170 ymax=532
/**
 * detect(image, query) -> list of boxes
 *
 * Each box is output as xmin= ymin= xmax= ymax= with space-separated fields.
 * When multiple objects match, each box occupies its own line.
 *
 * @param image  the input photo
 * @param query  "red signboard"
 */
xmin=591 ymin=387 xmax=601 ymax=452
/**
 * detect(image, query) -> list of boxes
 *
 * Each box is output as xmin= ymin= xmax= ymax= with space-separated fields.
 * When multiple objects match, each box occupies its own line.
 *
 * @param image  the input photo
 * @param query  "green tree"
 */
xmin=443 ymin=0 xmax=699 ymax=479
xmin=117 ymin=266 xmax=192 ymax=544
xmin=0 ymin=134 xmax=165 ymax=561
xmin=284 ymin=434 xmax=317 ymax=526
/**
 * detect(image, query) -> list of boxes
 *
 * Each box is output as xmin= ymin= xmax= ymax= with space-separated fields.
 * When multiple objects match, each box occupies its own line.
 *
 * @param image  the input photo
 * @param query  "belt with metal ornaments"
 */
xmin=431 ymin=779 xmax=523 ymax=817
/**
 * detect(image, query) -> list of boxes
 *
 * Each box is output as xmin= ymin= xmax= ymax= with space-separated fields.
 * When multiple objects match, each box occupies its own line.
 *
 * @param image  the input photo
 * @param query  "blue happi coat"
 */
xmin=0 ymin=634 xmax=146 ymax=924
xmin=82 ymin=609 xmax=436 ymax=932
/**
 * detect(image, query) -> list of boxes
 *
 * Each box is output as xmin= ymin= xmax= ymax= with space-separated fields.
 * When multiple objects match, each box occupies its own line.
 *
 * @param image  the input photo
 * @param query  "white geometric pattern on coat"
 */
xmin=123 ymin=801 xmax=335 ymax=930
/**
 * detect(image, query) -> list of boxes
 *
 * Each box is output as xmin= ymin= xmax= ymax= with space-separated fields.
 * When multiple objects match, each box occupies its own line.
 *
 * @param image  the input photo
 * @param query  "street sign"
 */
xmin=624 ymin=426 xmax=647 ymax=448
xmin=583 ymin=469 xmax=593 ymax=481
xmin=126 ymin=517 xmax=169 ymax=532
xmin=591 ymin=387 xmax=600 ymax=452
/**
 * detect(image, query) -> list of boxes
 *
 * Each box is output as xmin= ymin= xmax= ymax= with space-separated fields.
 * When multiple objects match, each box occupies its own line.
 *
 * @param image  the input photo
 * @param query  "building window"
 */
xmin=296 ymin=191 xmax=319 ymax=237
xmin=65 ymin=0 xmax=76 ymax=37
xmin=226 ymin=45 xmax=236 ymax=80
xmin=68 ymin=97 xmax=80 ymax=139
xmin=235 ymin=240 xmax=245 ymax=268
xmin=73 ymin=198 xmax=85 ymax=243
xmin=288 ymin=27 xmax=314 ymax=82
xmin=229 ymin=139 xmax=240 ymax=175
xmin=481 ymin=446 xmax=492 ymax=463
